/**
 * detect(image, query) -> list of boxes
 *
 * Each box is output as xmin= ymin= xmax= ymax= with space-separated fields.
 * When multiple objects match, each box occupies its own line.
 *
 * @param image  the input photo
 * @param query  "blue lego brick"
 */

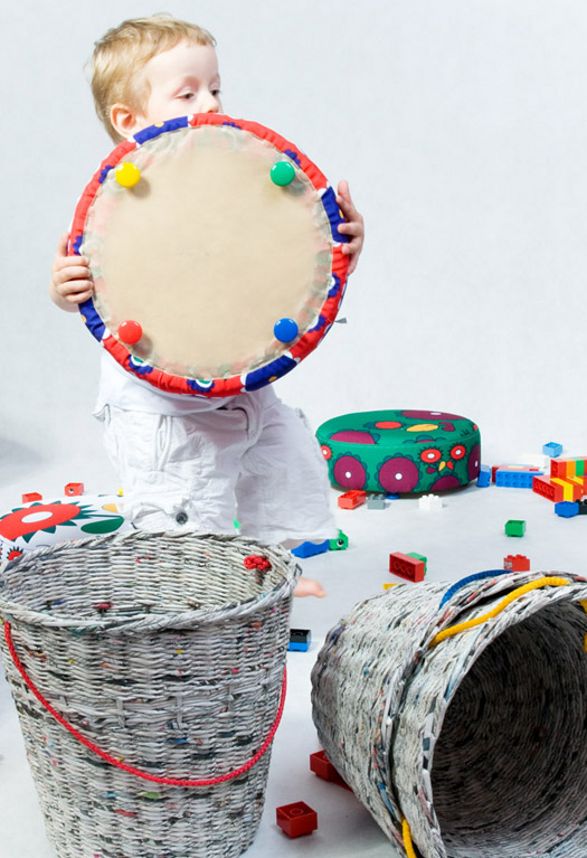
xmin=288 ymin=628 xmax=311 ymax=652
xmin=291 ymin=539 xmax=329 ymax=559
xmin=554 ymin=501 xmax=579 ymax=518
xmin=495 ymin=468 xmax=543 ymax=489
xmin=476 ymin=465 xmax=491 ymax=488
xmin=288 ymin=641 xmax=310 ymax=652
xmin=543 ymin=442 xmax=563 ymax=458
xmin=385 ymin=493 xmax=400 ymax=500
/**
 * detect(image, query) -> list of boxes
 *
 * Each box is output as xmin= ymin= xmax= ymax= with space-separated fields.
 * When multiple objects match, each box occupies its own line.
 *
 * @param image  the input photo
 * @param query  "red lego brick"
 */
xmin=21 ymin=492 xmax=43 ymax=503
xmin=338 ymin=489 xmax=367 ymax=510
xmin=550 ymin=457 xmax=587 ymax=479
xmin=309 ymin=750 xmax=351 ymax=790
xmin=389 ymin=552 xmax=425 ymax=582
xmin=532 ymin=476 xmax=563 ymax=503
xmin=276 ymin=802 xmax=318 ymax=838
xmin=64 ymin=482 xmax=85 ymax=497
xmin=504 ymin=554 xmax=531 ymax=572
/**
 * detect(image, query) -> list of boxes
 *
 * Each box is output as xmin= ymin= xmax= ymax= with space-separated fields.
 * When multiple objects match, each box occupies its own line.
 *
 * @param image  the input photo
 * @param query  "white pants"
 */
xmin=98 ymin=387 xmax=337 ymax=544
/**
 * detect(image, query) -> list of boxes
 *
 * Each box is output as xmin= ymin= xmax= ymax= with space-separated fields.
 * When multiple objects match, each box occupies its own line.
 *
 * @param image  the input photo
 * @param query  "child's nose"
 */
xmin=201 ymin=95 xmax=219 ymax=114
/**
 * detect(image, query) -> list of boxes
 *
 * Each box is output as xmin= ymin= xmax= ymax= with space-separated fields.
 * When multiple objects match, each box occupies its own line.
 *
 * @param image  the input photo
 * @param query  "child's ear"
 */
xmin=110 ymin=103 xmax=141 ymax=138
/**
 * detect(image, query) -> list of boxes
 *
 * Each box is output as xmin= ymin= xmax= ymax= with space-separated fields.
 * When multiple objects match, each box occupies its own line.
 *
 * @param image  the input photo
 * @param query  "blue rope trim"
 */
xmin=244 ymin=354 xmax=297 ymax=391
xmin=321 ymin=186 xmax=349 ymax=244
xmin=134 ymin=115 xmax=189 ymax=145
xmin=79 ymin=299 xmax=105 ymax=341
xmin=439 ymin=569 xmax=511 ymax=609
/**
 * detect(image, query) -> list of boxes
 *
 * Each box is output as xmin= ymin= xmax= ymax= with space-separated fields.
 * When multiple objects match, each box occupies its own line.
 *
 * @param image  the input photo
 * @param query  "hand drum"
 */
xmin=68 ymin=114 xmax=350 ymax=396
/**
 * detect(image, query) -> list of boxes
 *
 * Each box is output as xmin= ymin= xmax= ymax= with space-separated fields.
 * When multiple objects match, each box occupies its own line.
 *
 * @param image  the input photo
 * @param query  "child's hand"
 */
xmin=336 ymin=180 xmax=364 ymax=275
xmin=49 ymin=232 xmax=94 ymax=310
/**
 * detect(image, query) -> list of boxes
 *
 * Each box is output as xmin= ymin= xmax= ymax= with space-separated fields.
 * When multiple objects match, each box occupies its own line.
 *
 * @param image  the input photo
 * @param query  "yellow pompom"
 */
xmin=115 ymin=162 xmax=142 ymax=188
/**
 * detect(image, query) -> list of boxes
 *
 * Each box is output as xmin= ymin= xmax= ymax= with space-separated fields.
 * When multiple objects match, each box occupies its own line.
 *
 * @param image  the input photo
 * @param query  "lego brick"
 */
xmin=505 ymin=519 xmax=526 ymax=537
xmin=309 ymin=750 xmax=351 ymax=789
xmin=328 ymin=529 xmax=349 ymax=551
xmin=367 ymin=494 xmax=386 ymax=509
xmin=578 ymin=499 xmax=587 ymax=515
xmin=566 ymin=476 xmax=587 ymax=495
xmin=532 ymin=475 xmax=564 ymax=503
xmin=550 ymin=457 xmax=587 ymax=479
xmin=554 ymin=501 xmax=579 ymax=518
xmin=64 ymin=482 xmax=84 ymax=497
xmin=337 ymin=489 xmax=367 ymax=510
xmin=476 ymin=465 xmax=491 ymax=487
xmin=288 ymin=628 xmax=311 ymax=652
xmin=491 ymin=463 xmax=536 ymax=482
xmin=276 ymin=802 xmax=318 ymax=838
xmin=495 ymin=467 xmax=543 ymax=489
xmin=543 ymin=442 xmax=563 ymax=458
xmin=291 ymin=540 xmax=329 ymax=559
xmin=418 ymin=494 xmax=442 ymax=511
xmin=21 ymin=492 xmax=43 ymax=503
xmin=498 ymin=464 xmax=542 ymax=473
xmin=385 ymin=493 xmax=400 ymax=500
xmin=389 ymin=552 xmax=426 ymax=582
xmin=551 ymin=477 xmax=583 ymax=502
xmin=406 ymin=552 xmax=428 ymax=570
xmin=520 ymin=453 xmax=550 ymax=470
xmin=504 ymin=554 xmax=530 ymax=572
xmin=383 ymin=582 xmax=399 ymax=590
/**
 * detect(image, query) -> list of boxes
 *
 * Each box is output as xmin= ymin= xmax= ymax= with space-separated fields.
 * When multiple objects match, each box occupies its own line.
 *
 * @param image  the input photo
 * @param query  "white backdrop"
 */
xmin=2 ymin=0 xmax=587 ymax=494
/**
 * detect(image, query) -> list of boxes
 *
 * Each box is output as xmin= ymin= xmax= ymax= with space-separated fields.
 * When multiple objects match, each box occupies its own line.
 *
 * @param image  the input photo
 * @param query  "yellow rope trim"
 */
xmin=431 ymin=577 xmax=570 ymax=647
xmin=402 ymin=818 xmax=417 ymax=858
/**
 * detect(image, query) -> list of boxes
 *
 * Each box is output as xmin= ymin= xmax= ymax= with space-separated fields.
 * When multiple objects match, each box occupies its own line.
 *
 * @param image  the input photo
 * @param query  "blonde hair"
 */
xmin=90 ymin=13 xmax=216 ymax=142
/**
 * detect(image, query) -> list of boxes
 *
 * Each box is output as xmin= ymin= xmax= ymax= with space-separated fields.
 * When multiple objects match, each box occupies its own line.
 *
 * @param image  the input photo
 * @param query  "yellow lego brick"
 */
xmin=551 ymin=477 xmax=580 ymax=501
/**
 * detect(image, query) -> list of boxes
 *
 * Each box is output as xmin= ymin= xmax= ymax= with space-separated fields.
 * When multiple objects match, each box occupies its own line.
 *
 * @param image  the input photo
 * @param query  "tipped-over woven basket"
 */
xmin=0 ymin=530 xmax=300 ymax=858
xmin=311 ymin=570 xmax=587 ymax=858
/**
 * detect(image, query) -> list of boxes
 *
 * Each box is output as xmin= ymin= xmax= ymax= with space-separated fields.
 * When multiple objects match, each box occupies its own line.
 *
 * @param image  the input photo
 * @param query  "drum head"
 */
xmin=69 ymin=114 xmax=350 ymax=396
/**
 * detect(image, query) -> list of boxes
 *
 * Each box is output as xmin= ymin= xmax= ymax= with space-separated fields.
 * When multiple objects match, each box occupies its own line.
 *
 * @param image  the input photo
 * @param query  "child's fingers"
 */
xmin=58 ymin=279 xmax=94 ymax=297
xmin=337 ymin=221 xmax=362 ymax=236
xmin=337 ymin=179 xmax=351 ymax=201
xmin=56 ymin=232 xmax=70 ymax=256
xmin=338 ymin=201 xmax=362 ymax=230
xmin=65 ymin=288 xmax=93 ymax=304
xmin=54 ymin=255 xmax=90 ymax=270
xmin=342 ymin=237 xmax=363 ymax=254
xmin=54 ymin=265 xmax=92 ymax=282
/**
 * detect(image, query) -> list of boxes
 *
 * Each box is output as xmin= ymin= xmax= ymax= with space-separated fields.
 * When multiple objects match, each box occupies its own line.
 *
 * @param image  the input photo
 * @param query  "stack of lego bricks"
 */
xmin=532 ymin=457 xmax=587 ymax=502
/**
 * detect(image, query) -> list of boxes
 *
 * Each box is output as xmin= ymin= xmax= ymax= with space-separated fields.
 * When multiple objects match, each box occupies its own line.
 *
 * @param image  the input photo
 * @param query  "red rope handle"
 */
xmin=4 ymin=620 xmax=287 ymax=787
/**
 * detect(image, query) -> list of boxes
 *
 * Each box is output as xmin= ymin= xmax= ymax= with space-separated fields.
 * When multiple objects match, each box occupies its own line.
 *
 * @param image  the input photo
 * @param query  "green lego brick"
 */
xmin=329 ymin=529 xmax=349 ymax=551
xmin=576 ymin=459 xmax=585 ymax=477
xmin=505 ymin=519 xmax=526 ymax=537
xmin=406 ymin=552 xmax=428 ymax=570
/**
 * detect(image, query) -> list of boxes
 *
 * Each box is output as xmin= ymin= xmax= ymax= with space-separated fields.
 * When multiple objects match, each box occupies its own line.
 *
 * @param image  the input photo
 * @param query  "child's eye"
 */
xmin=179 ymin=92 xmax=194 ymax=100
xmin=211 ymin=89 xmax=221 ymax=97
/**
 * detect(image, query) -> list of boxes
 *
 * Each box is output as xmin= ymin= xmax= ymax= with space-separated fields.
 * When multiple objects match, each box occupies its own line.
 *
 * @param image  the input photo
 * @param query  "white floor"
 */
xmin=0 ymin=464 xmax=585 ymax=858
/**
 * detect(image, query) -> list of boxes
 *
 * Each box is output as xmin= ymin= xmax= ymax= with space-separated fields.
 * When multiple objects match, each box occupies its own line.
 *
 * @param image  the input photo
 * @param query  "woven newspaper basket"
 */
xmin=0 ymin=530 xmax=300 ymax=858
xmin=311 ymin=570 xmax=587 ymax=858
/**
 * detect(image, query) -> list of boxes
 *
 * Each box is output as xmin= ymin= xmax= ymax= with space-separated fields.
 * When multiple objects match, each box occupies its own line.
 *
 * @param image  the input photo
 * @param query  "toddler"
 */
xmin=49 ymin=15 xmax=365 ymax=597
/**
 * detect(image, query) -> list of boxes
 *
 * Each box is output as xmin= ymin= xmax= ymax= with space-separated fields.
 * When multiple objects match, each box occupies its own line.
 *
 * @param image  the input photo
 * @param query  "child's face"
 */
xmin=126 ymin=40 xmax=222 ymax=137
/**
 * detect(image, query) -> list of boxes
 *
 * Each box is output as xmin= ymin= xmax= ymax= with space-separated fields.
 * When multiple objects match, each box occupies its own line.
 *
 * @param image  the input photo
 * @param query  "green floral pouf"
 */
xmin=316 ymin=409 xmax=481 ymax=494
